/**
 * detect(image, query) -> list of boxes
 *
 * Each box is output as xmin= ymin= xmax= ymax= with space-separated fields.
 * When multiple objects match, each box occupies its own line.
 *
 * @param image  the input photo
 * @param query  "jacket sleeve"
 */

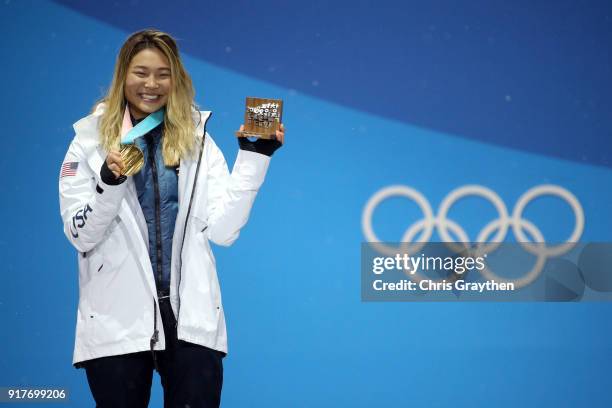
xmin=58 ymin=136 xmax=128 ymax=253
xmin=204 ymin=134 xmax=271 ymax=247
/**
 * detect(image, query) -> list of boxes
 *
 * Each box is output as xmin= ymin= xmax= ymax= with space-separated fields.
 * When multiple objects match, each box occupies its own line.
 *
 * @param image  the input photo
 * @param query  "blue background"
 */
xmin=1 ymin=0 xmax=612 ymax=406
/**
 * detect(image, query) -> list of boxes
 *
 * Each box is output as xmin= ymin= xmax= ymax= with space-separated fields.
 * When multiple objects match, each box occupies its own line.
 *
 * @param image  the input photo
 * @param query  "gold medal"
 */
xmin=119 ymin=144 xmax=144 ymax=176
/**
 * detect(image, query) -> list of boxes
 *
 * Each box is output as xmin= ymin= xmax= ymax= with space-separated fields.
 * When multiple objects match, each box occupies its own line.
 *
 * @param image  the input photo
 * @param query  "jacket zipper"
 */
xmin=150 ymin=299 xmax=159 ymax=372
xmin=148 ymin=136 xmax=163 ymax=288
xmin=148 ymin=134 xmax=163 ymax=371
xmin=176 ymin=113 xmax=212 ymax=328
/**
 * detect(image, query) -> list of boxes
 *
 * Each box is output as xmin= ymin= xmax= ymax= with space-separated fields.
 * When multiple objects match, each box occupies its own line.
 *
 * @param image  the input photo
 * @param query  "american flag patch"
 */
xmin=60 ymin=161 xmax=79 ymax=178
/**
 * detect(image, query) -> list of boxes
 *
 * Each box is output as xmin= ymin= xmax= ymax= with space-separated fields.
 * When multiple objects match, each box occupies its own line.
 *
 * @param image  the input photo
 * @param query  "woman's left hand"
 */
xmin=236 ymin=123 xmax=285 ymax=157
xmin=275 ymin=123 xmax=285 ymax=144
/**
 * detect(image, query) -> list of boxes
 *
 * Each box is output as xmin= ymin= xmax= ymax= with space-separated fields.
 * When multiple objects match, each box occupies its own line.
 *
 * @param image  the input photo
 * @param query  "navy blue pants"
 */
xmin=83 ymin=297 xmax=224 ymax=408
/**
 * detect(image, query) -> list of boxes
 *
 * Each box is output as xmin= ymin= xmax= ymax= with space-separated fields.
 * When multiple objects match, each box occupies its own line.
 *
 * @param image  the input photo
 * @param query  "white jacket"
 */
xmin=59 ymin=104 xmax=270 ymax=365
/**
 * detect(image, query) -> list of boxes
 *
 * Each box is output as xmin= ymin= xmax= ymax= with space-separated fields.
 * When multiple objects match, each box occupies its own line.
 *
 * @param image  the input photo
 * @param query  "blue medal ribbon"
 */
xmin=121 ymin=107 xmax=165 ymax=144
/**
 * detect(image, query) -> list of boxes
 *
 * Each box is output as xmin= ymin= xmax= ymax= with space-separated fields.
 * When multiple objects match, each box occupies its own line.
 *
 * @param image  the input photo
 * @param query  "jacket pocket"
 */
xmin=101 ymin=216 xmax=130 ymax=270
xmin=85 ymin=244 xmax=105 ymax=276
xmin=85 ymin=217 xmax=131 ymax=314
xmin=192 ymin=214 xmax=208 ymax=233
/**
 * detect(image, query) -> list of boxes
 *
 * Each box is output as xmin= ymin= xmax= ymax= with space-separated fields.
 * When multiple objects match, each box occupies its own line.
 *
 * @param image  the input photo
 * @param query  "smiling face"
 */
xmin=124 ymin=47 xmax=172 ymax=119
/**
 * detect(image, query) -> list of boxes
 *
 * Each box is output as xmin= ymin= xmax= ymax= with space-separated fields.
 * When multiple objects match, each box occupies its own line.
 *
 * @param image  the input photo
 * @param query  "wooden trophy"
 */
xmin=235 ymin=97 xmax=283 ymax=140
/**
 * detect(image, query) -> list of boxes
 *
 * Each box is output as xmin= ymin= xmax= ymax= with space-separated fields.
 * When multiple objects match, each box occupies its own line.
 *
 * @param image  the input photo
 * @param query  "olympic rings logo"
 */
xmin=362 ymin=185 xmax=584 ymax=288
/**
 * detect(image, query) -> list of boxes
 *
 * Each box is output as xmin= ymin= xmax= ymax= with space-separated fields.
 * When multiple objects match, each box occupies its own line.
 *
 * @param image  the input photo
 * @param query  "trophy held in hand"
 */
xmin=235 ymin=97 xmax=283 ymax=140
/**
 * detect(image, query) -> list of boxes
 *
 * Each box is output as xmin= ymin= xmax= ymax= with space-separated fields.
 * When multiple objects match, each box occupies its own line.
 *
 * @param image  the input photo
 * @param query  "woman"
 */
xmin=58 ymin=29 xmax=284 ymax=407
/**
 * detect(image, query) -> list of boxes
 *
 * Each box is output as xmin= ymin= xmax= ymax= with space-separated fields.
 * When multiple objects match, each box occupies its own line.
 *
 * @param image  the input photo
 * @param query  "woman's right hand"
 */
xmin=106 ymin=149 xmax=125 ymax=178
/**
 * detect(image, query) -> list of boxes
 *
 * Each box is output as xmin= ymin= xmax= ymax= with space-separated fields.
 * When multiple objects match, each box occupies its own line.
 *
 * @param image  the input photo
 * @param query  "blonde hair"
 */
xmin=96 ymin=29 xmax=199 ymax=166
